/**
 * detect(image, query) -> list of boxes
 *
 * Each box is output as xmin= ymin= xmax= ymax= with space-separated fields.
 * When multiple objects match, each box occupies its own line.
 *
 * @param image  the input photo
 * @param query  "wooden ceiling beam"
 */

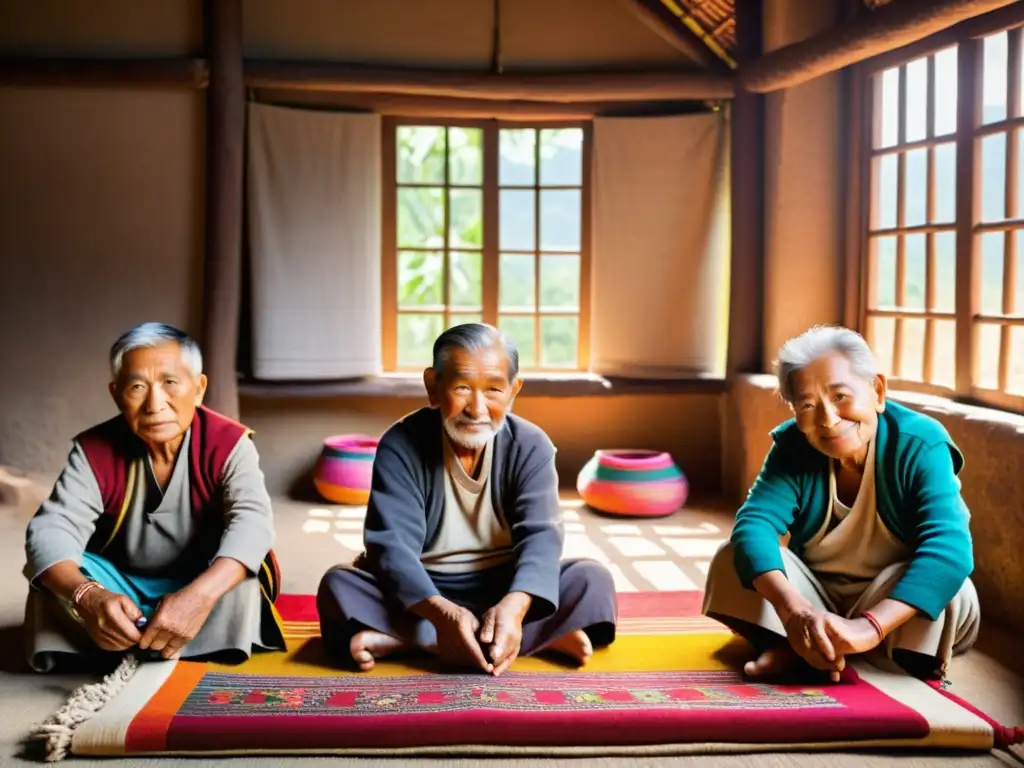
xmin=244 ymin=60 xmax=735 ymax=102
xmin=618 ymin=0 xmax=730 ymax=72
xmin=0 ymin=57 xmax=207 ymax=88
xmin=740 ymin=0 xmax=1020 ymax=93
xmin=253 ymin=89 xmax=709 ymax=120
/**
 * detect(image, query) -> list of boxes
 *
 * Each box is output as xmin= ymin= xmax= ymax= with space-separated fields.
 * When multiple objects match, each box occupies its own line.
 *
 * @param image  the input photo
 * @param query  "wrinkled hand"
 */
xmin=478 ymin=600 xmax=525 ymax=677
xmin=139 ymin=586 xmax=216 ymax=660
xmin=823 ymin=615 xmax=884 ymax=658
xmin=432 ymin=603 xmax=494 ymax=674
xmin=78 ymin=588 xmax=143 ymax=651
xmin=782 ymin=607 xmax=846 ymax=679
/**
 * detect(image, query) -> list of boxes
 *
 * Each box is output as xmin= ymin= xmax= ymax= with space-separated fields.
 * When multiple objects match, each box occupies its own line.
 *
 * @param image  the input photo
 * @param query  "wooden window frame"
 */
xmin=854 ymin=10 xmax=1024 ymax=414
xmin=380 ymin=115 xmax=592 ymax=374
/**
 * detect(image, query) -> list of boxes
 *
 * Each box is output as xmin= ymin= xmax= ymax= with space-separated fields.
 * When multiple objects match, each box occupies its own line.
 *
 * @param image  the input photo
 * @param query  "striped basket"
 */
xmin=576 ymin=449 xmax=688 ymax=518
xmin=313 ymin=434 xmax=378 ymax=505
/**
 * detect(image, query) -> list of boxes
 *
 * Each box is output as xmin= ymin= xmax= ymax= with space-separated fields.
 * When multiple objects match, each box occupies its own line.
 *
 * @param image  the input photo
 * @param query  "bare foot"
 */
xmin=349 ymin=630 xmax=408 ymax=671
xmin=547 ymin=630 xmax=594 ymax=666
xmin=743 ymin=644 xmax=800 ymax=679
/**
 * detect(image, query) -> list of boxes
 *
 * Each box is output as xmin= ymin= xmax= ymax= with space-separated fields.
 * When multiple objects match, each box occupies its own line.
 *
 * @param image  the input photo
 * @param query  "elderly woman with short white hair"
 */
xmin=703 ymin=325 xmax=979 ymax=682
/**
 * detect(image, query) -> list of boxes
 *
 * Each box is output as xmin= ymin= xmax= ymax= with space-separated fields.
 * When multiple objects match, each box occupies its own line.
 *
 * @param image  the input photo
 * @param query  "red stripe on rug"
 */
xmin=274 ymin=590 xmax=703 ymax=624
xmin=158 ymin=666 xmax=930 ymax=752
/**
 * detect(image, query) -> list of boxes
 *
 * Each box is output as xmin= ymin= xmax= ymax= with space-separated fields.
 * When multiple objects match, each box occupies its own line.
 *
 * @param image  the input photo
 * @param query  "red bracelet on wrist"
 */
xmin=862 ymin=610 xmax=885 ymax=640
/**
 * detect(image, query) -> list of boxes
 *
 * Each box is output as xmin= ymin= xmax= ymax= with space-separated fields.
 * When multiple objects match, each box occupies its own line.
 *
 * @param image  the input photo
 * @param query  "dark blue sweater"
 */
xmin=361 ymin=407 xmax=565 ymax=619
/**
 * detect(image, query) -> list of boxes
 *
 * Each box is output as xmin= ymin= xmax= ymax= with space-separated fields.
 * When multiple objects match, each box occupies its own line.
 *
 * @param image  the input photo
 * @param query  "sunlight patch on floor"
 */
xmin=607 ymin=535 xmax=666 ymax=558
xmin=298 ymin=500 xmax=726 ymax=593
xmin=661 ymin=537 xmax=726 ymax=558
xmin=633 ymin=560 xmax=699 ymax=591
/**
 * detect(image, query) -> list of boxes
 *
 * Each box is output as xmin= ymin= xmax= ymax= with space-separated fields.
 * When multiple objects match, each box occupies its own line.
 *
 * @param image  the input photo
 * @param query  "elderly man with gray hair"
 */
xmin=703 ymin=325 xmax=979 ymax=683
xmin=318 ymin=323 xmax=617 ymax=676
xmin=23 ymin=322 xmax=285 ymax=672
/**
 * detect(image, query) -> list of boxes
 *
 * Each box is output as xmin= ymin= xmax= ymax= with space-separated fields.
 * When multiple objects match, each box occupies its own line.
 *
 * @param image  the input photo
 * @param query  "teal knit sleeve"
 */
xmin=888 ymin=442 xmax=974 ymax=621
xmin=730 ymin=443 xmax=802 ymax=589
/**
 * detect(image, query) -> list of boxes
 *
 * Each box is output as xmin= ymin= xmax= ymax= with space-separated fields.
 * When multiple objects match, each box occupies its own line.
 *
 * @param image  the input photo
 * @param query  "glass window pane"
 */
xmin=874 ymin=236 xmax=897 ymax=307
xmin=899 ymin=318 xmax=926 ymax=381
xmin=935 ymin=231 xmax=956 ymax=313
xmin=982 ymin=31 xmax=1008 ymax=125
xmin=449 ymin=251 xmax=482 ymax=309
xmin=934 ymin=142 xmax=956 ymax=223
xmin=539 ymin=128 xmax=583 ymax=186
xmin=499 ymin=315 xmax=536 ymax=368
xmin=931 ymin=319 xmax=956 ymax=388
xmin=980 ymin=232 xmax=1005 ymax=314
xmin=500 ymin=189 xmax=535 ymax=251
xmin=398 ymin=187 xmax=444 ymax=248
xmin=1017 ymin=230 xmax=1024 ymax=313
xmin=977 ymin=323 xmax=1001 ymax=389
xmin=875 ymin=67 xmax=900 ymax=148
xmin=934 ymin=46 xmax=958 ymax=137
xmin=873 ymin=154 xmax=898 ymax=230
xmin=397 ymin=126 xmax=445 ymax=184
xmin=904 ymin=234 xmax=926 ymax=310
xmin=540 ymin=316 xmax=579 ymax=368
xmin=868 ymin=316 xmax=896 ymax=374
xmin=449 ymin=189 xmax=482 ymax=249
xmin=448 ymin=127 xmax=482 ymax=186
xmin=980 ymin=133 xmax=1007 ymax=222
xmin=398 ymin=313 xmax=444 ymax=367
xmin=1009 ymin=326 xmax=1024 ymax=394
xmin=446 ymin=313 xmax=482 ymax=330
xmin=904 ymin=57 xmax=928 ymax=143
xmin=540 ymin=254 xmax=580 ymax=311
xmin=903 ymin=148 xmax=928 ymax=227
xmin=500 ymin=129 xmax=536 ymax=186
xmin=499 ymin=253 xmax=535 ymax=311
xmin=398 ymin=250 xmax=444 ymax=308
xmin=540 ymin=190 xmax=581 ymax=252
xmin=1018 ymin=131 xmax=1024 ymax=219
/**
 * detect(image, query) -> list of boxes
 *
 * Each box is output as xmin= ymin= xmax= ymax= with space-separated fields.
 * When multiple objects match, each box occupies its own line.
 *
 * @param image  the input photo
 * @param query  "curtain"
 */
xmin=247 ymin=102 xmax=382 ymax=380
xmin=590 ymin=110 xmax=731 ymax=378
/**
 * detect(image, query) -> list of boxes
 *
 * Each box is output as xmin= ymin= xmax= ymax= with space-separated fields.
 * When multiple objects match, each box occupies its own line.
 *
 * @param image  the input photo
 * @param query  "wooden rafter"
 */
xmin=244 ymin=61 xmax=735 ymax=101
xmin=740 ymin=0 xmax=1020 ymax=93
xmin=0 ymin=57 xmax=207 ymax=87
xmin=618 ymin=0 xmax=731 ymax=71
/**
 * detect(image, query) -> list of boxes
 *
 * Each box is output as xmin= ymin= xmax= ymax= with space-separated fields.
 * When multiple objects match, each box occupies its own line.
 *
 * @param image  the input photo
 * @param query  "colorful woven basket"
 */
xmin=313 ymin=434 xmax=378 ymax=505
xmin=576 ymin=450 xmax=688 ymax=518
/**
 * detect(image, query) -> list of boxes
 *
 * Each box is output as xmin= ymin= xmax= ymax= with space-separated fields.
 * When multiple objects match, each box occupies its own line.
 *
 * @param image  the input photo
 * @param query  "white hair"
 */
xmin=109 ymin=322 xmax=203 ymax=380
xmin=773 ymin=325 xmax=878 ymax=404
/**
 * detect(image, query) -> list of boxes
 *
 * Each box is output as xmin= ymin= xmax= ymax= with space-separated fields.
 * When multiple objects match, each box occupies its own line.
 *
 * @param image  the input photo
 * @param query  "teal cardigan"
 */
xmin=731 ymin=401 xmax=973 ymax=621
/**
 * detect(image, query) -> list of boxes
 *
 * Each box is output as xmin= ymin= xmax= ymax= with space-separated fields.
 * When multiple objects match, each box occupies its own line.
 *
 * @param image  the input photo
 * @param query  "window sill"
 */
xmin=237 ymin=372 xmax=728 ymax=400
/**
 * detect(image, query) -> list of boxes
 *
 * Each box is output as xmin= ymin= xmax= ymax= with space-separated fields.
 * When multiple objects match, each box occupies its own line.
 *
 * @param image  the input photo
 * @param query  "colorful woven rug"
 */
xmin=40 ymin=591 xmax=1018 ymax=759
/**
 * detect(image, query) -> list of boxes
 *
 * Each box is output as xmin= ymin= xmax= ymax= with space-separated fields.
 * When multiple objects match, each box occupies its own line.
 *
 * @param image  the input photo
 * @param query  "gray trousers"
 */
xmin=317 ymin=558 xmax=618 ymax=665
xmin=702 ymin=542 xmax=980 ymax=677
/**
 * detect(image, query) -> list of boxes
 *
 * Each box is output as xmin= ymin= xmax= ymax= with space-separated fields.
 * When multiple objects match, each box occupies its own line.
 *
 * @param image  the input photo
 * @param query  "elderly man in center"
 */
xmin=703 ymin=325 xmax=979 ymax=682
xmin=23 ymin=322 xmax=285 ymax=672
xmin=318 ymin=323 xmax=617 ymax=675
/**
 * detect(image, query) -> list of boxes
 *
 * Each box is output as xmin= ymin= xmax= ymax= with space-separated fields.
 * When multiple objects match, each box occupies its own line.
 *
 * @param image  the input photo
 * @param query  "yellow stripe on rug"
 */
xmin=207 ymin=632 xmax=742 ymax=678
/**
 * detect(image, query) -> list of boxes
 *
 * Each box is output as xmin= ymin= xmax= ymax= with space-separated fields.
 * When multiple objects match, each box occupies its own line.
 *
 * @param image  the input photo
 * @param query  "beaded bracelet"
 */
xmin=862 ymin=610 xmax=885 ymax=640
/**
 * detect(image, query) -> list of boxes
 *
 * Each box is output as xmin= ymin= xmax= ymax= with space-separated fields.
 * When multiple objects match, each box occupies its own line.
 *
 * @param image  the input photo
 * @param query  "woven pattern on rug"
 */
xmin=54 ymin=590 xmax=1015 ymax=758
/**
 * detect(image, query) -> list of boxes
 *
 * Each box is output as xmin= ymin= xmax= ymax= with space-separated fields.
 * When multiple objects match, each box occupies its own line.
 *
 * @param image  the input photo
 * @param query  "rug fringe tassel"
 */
xmin=29 ymin=653 xmax=139 ymax=762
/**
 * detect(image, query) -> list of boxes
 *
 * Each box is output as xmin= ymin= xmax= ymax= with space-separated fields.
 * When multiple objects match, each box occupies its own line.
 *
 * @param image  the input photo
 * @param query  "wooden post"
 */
xmin=726 ymin=0 xmax=764 ymax=376
xmin=842 ymin=0 xmax=868 ymax=332
xmin=201 ymin=0 xmax=244 ymax=419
